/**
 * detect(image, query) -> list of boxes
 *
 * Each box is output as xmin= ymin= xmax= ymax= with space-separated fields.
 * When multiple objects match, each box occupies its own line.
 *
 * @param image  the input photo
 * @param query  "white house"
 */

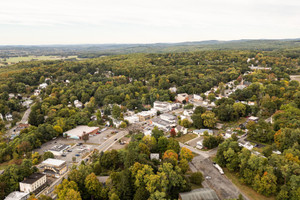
xmin=175 ymin=125 xmax=188 ymax=135
xmin=193 ymin=129 xmax=213 ymax=136
xmin=183 ymin=109 xmax=194 ymax=116
xmin=238 ymin=142 xmax=253 ymax=150
xmin=153 ymin=101 xmax=170 ymax=113
xmin=19 ymin=173 xmax=46 ymax=193
xmin=124 ymin=115 xmax=139 ymax=124
xmin=193 ymin=94 xmax=203 ymax=101
xmin=169 ymin=87 xmax=177 ymax=93
xmin=5 ymin=113 xmax=13 ymax=121
xmin=150 ymin=153 xmax=160 ymax=160
xmin=39 ymin=83 xmax=48 ymax=89
xmin=34 ymin=89 xmax=41 ymax=96
xmin=74 ymin=100 xmax=83 ymax=108
xmin=176 ymin=93 xmax=189 ymax=103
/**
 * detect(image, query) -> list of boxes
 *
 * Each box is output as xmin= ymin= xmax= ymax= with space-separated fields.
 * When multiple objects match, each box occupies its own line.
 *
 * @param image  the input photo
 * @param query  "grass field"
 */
xmin=175 ymin=133 xmax=198 ymax=143
xmin=0 ymin=55 xmax=78 ymax=64
xmin=224 ymin=169 xmax=276 ymax=200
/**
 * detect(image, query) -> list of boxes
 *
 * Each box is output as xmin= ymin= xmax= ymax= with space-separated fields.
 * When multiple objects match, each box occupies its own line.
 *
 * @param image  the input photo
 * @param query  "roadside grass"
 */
xmin=224 ymin=169 xmax=276 ymax=200
xmin=175 ymin=134 xmax=198 ymax=143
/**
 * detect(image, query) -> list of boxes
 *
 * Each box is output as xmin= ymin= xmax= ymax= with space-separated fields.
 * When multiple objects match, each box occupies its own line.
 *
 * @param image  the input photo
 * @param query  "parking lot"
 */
xmin=33 ymin=127 xmax=123 ymax=166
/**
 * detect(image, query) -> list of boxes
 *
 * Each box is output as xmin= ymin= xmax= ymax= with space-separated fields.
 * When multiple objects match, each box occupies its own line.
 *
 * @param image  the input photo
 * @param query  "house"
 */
xmin=22 ymin=99 xmax=33 ymax=108
xmin=4 ymin=191 xmax=29 ymax=200
xmin=236 ymin=85 xmax=246 ymax=90
xmin=5 ymin=113 xmax=13 ymax=121
xmin=248 ymin=116 xmax=259 ymax=123
xmin=19 ymin=173 xmax=47 ymax=194
xmin=74 ymin=100 xmax=83 ymax=108
xmin=124 ymin=115 xmax=139 ymax=124
xmin=96 ymin=176 xmax=109 ymax=186
xmin=112 ymin=119 xmax=122 ymax=128
xmin=249 ymin=65 xmax=271 ymax=70
xmin=34 ymin=89 xmax=41 ymax=96
xmin=8 ymin=93 xmax=15 ymax=99
xmin=64 ymin=125 xmax=99 ymax=140
xmin=193 ymin=129 xmax=213 ymax=136
xmin=143 ymin=129 xmax=152 ymax=136
xmin=160 ymin=113 xmax=176 ymax=124
xmin=183 ymin=109 xmax=193 ymax=116
xmin=179 ymin=188 xmax=220 ymax=200
xmin=193 ymin=94 xmax=203 ymax=101
xmin=224 ymin=130 xmax=232 ymax=139
xmin=48 ymin=144 xmax=70 ymax=156
xmin=39 ymin=158 xmax=67 ymax=177
xmin=248 ymin=101 xmax=255 ymax=106
xmin=39 ymin=83 xmax=48 ymax=89
xmin=176 ymin=93 xmax=189 ymax=103
xmin=238 ymin=142 xmax=253 ymax=150
xmin=175 ymin=125 xmax=188 ymax=135
xmin=169 ymin=87 xmax=177 ymax=93
xmin=137 ymin=109 xmax=157 ymax=121
xmin=150 ymin=153 xmax=160 ymax=160
xmin=272 ymin=150 xmax=281 ymax=155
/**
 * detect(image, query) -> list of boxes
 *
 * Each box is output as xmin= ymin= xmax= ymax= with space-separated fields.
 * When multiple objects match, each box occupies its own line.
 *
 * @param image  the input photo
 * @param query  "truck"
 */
xmin=213 ymin=162 xmax=224 ymax=175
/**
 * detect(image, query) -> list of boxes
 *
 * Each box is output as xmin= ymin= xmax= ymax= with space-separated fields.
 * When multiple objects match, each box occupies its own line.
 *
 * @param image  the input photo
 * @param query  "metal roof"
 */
xmin=179 ymin=188 xmax=219 ymax=200
xmin=42 ymin=158 xmax=66 ymax=167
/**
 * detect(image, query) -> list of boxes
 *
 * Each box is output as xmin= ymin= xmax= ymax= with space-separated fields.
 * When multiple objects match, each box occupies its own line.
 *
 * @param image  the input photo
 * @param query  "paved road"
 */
xmin=6 ymin=106 xmax=32 ymax=136
xmin=184 ymin=143 xmax=249 ymax=200
xmin=37 ymin=130 xmax=128 ymax=199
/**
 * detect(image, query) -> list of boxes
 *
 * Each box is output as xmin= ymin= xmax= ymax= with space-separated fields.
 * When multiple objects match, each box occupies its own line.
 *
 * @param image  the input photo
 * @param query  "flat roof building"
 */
xmin=64 ymin=125 xmax=99 ymax=140
xmin=39 ymin=158 xmax=67 ymax=178
xmin=5 ymin=191 xmax=29 ymax=200
xmin=48 ymin=144 xmax=70 ymax=156
xmin=19 ymin=173 xmax=46 ymax=194
xmin=179 ymin=188 xmax=219 ymax=200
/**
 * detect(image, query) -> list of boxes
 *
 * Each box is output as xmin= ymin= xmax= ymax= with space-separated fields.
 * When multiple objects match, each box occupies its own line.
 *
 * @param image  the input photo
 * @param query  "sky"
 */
xmin=0 ymin=0 xmax=299 ymax=45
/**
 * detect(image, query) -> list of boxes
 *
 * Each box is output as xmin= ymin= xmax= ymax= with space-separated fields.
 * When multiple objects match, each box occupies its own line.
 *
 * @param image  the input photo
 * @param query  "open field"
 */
xmin=0 ymin=55 xmax=78 ymax=64
xmin=224 ymin=169 xmax=276 ymax=200
xmin=175 ymin=133 xmax=198 ymax=143
xmin=290 ymin=75 xmax=300 ymax=83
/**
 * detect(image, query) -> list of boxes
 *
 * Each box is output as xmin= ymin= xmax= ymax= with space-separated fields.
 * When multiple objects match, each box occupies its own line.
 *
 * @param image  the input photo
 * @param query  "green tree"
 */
xmin=85 ymin=173 xmax=102 ymax=200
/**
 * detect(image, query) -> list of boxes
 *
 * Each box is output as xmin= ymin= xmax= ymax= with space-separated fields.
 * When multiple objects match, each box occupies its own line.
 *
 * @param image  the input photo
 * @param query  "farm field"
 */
xmin=0 ymin=55 xmax=78 ymax=64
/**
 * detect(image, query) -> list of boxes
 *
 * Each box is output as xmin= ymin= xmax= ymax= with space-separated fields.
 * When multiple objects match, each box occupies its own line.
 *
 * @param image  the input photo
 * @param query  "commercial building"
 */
xmin=124 ymin=115 xmax=139 ymax=124
xmin=160 ymin=113 xmax=176 ymax=124
xmin=137 ymin=109 xmax=157 ymax=121
xmin=151 ymin=117 xmax=171 ymax=131
xmin=153 ymin=101 xmax=170 ymax=113
xmin=39 ymin=158 xmax=67 ymax=178
xmin=5 ymin=191 xmax=29 ymax=200
xmin=19 ymin=173 xmax=47 ymax=194
xmin=48 ymin=144 xmax=70 ymax=156
xmin=179 ymin=188 xmax=219 ymax=200
xmin=64 ymin=125 xmax=99 ymax=140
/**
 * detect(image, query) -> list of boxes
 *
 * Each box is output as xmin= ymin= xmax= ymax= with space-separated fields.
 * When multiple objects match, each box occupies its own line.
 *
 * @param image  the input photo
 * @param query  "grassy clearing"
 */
xmin=0 ymin=159 xmax=23 ymax=170
xmin=224 ymin=169 xmax=276 ymax=200
xmin=0 ymin=55 xmax=78 ymax=64
xmin=175 ymin=134 xmax=198 ymax=143
xmin=222 ymin=118 xmax=247 ymax=129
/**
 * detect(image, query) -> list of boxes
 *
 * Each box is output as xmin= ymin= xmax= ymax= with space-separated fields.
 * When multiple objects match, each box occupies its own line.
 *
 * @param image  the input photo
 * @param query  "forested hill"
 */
xmin=1 ymin=39 xmax=300 ymax=58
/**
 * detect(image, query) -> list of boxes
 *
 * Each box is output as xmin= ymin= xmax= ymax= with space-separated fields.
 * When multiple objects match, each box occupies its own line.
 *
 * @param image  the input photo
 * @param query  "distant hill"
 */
xmin=0 ymin=38 xmax=300 ymax=58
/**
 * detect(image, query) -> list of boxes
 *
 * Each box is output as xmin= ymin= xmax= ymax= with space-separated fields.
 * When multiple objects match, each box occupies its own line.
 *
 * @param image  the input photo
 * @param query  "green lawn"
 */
xmin=175 ymin=134 xmax=198 ymax=143
xmin=224 ymin=169 xmax=276 ymax=200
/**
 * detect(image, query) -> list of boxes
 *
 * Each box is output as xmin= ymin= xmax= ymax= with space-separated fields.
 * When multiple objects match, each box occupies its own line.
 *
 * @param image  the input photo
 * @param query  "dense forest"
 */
xmin=0 ymin=49 xmax=299 ymax=200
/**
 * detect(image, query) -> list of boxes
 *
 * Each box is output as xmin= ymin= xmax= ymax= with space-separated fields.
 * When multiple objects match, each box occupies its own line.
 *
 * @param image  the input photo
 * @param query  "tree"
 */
xmin=178 ymin=159 xmax=189 ymax=174
xmin=85 ymin=173 xmax=102 ymax=200
xmin=167 ymin=138 xmax=180 ymax=153
xmin=55 ymin=179 xmax=81 ymax=200
xmin=157 ymin=137 xmax=169 ymax=154
xmin=112 ymin=104 xmax=121 ymax=119
xmin=163 ymin=150 xmax=178 ymax=165
xmin=189 ymin=172 xmax=203 ymax=185
xmin=191 ymin=113 xmax=203 ymax=129
xmin=201 ymin=111 xmax=216 ymax=128
xmin=233 ymin=102 xmax=246 ymax=117
xmin=170 ymin=128 xmax=176 ymax=137
xmin=180 ymin=147 xmax=194 ymax=162
xmin=181 ymin=118 xmax=192 ymax=128
xmin=152 ymin=127 xmax=164 ymax=140
xmin=82 ymin=133 xmax=89 ymax=143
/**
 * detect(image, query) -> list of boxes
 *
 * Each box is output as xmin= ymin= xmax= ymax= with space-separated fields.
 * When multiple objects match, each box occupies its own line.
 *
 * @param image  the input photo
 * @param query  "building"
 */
xmin=34 ymin=89 xmax=41 ymax=96
xmin=151 ymin=117 xmax=171 ymax=131
xmin=5 ymin=191 xmax=29 ymax=200
xmin=124 ymin=115 xmax=139 ymax=124
xmin=175 ymin=125 xmax=188 ymax=135
xmin=248 ymin=116 xmax=259 ymax=123
xmin=15 ymin=123 xmax=30 ymax=133
xmin=179 ymin=188 xmax=219 ymax=200
xmin=137 ymin=109 xmax=157 ymax=121
xmin=238 ymin=142 xmax=254 ymax=150
xmin=236 ymin=85 xmax=247 ymax=90
xmin=39 ymin=158 xmax=67 ymax=177
xmin=183 ymin=109 xmax=194 ymax=116
xmin=5 ymin=113 xmax=13 ymax=121
xmin=96 ymin=176 xmax=109 ymax=186
xmin=169 ymin=87 xmax=177 ymax=93
xmin=64 ymin=125 xmax=99 ymax=140
xmin=176 ymin=93 xmax=189 ymax=103
xmin=153 ymin=101 xmax=170 ymax=113
xmin=48 ymin=144 xmax=70 ymax=156
xmin=193 ymin=94 xmax=203 ymax=101
xmin=19 ymin=173 xmax=46 ymax=194
xmin=39 ymin=83 xmax=48 ymax=89
xmin=193 ymin=129 xmax=213 ymax=136
xmin=22 ymin=99 xmax=33 ymax=108
xmin=160 ymin=113 xmax=176 ymax=124
xmin=74 ymin=100 xmax=83 ymax=108
xmin=150 ymin=153 xmax=160 ymax=160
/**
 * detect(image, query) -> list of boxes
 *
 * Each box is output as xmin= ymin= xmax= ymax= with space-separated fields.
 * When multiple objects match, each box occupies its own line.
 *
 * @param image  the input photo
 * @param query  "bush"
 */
xmin=189 ymin=172 xmax=203 ymax=185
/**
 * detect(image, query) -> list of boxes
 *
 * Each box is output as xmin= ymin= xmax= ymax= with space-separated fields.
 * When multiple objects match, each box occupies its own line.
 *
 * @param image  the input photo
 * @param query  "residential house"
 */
xmin=193 ymin=94 xmax=203 ymax=101
xmin=150 ymin=153 xmax=160 ymax=160
xmin=175 ymin=125 xmax=188 ymax=135
xmin=34 ymin=89 xmax=41 ymax=96
xmin=5 ymin=113 xmax=13 ymax=121
xmin=169 ymin=87 xmax=177 ymax=93
xmin=193 ymin=129 xmax=213 ymax=136
xmin=183 ymin=109 xmax=193 ymax=116
xmin=39 ymin=83 xmax=48 ymax=89
xmin=238 ymin=142 xmax=253 ymax=150
xmin=74 ymin=100 xmax=83 ymax=108
xmin=248 ymin=116 xmax=259 ymax=123
xmin=176 ymin=93 xmax=189 ymax=103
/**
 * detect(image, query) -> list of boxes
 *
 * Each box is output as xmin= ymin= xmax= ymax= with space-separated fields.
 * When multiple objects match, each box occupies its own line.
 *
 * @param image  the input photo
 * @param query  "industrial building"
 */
xmin=64 ymin=125 xmax=99 ymax=140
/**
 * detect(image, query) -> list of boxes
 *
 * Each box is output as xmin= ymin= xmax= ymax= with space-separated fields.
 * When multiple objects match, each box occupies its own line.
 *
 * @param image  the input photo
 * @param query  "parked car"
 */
xmin=114 ymin=138 xmax=118 ymax=141
xmin=61 ymin=154 xmax=66 ymax=157
xmin=205 ymin=176 xmax=212 ymax=180
xmin=67 ymin=149 xmax=72 ymax=152
xmin=75 ymin=154 xmax=80 ymax=157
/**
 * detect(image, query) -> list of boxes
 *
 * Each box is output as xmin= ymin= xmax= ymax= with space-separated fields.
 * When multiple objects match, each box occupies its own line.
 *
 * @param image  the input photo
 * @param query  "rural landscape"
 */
xmin=0 ymin=0 xmax=300 ymax=200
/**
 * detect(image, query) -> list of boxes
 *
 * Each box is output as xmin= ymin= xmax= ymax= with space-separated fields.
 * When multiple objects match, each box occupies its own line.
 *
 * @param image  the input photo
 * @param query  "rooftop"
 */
xmin=64 ymin=125 xmax=99 ymax=137
xmin=42 ymin=158 xmax=66 ymax=167
xmin=194 ymin=129 xmax=213 ymax=133
xmin=49 ymin=144 xmax=70 ymax=152
xmin=21 ymin=173 xmax=45 ymax=184
xmin=5 ymin=191 xmax=29 ymax=200
xmin=179 ymin=188 xmax=219 ymax=200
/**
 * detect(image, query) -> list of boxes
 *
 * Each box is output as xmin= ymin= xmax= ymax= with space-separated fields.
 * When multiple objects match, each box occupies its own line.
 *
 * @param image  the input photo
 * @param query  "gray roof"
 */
xmin=96 ymin=176 xmax=109 ymax=183
xmin=21 ymin=173 xmax=45 ymax=184
xmin=5 ymin=191 xmax=29 ymax=200
xmin=179 ymin=188 xmax=219 ymax=200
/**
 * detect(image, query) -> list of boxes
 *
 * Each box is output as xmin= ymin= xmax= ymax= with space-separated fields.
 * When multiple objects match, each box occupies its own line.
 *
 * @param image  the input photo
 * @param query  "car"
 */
xmin=115 ymin=131 xmax=118 ymax=133
xmin=61 ymin=154 xmax=66 ymax=157
xmin=114 ymin=138 xmax=118 ymax=141
xmin=67 ymin=149 xmax=72 ymax=152
xmin=104 ymin=137 xmax=107 ymax=140
xmin=75 ymin=154 xmax=80 ymax=156
xmin=254 ymin=144 xmax=259 ymax=147
xmin=205 ymin=176 xmax=212 ymax=180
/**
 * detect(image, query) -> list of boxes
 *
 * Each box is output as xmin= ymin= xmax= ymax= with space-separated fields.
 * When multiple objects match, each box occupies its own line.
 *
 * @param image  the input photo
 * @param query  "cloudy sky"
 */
xmin=1 ymin=0 xmax=299 ymax=45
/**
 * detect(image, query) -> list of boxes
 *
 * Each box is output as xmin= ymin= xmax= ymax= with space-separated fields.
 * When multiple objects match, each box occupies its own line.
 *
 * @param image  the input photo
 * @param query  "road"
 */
xmin=182 ymin=143 xmax=249 ymax=200
xmin=6 ymin=106 xmax=32 ymax=136
xmin=37 ymin=130 xmax=128 ymax=199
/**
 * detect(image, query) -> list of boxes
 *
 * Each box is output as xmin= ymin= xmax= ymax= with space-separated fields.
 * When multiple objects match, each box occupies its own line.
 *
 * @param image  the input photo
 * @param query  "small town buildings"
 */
xmin=153 ymin=101 xmax=170 ymax=113
xmin=137 ymin=109 xmax=157 ymax=121
xmin=5 ymin=113 xmax=13 ymax=121
xmin=160 ymin=113 xmax=176 ymax=124
xmin=64 ymin=125 xmax=99 ymax=140
xmin=112 ymin=119 xmax=122 ymax=128
xmin=175 ymin=125 xmax=188 ymax=135
xmin=193 ymin=129 xmax=213 ymax=136
xmin=48 ymin=144 xmax=70 ymax=156
xmin=151 ymin=117 xmax=171 ymax=131
xmin=39 ymin=158 xmax=67 ymax=177
xmin=74 ymin=100 xmax=83 ymax=108
xmin=179 ymin=188 xmax=220 ymax=200
xmin=193 ymin=94 xmax=203 ymax=101
xmin=19 ymin=173 xmax=46 ymax=194
xmin=150 ymin=153 xmax=160 ymax=160
xmin=248 ymin=116 xmax=259 ymax=123
xmin=176 ymin=93 xmax=189 ymax=103
xmin=4 ymin=191 xmax=29 ymax=200
xmin=124 ymin=115 xmax=139 ymax=124
xmin=169 ymin=87 xmax=177 ymax=93
xmin=39 ymin=83 xmax=48 ymax=89
xmin=34 ymin=89 xmax=41 ymax=96
xmin=183 ymin=109 xmax=194 ymax=116
xmin=238 ymin=142 xmax=253 ymax=150
xmin=22 ymin=99 xmax=33 ymax=108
